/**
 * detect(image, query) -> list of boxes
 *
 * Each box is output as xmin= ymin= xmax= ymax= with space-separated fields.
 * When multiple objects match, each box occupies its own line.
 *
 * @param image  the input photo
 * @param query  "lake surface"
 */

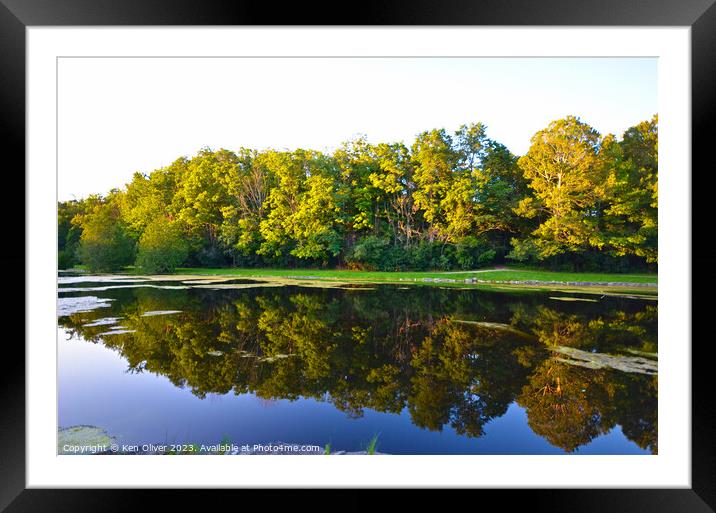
xmin=57 ymin=274 xmax=657 ymax=455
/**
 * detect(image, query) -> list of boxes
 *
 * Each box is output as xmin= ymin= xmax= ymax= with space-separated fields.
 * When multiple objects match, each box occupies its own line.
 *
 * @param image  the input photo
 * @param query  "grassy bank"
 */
xmin=173 ymin=266 xmax=657 ymax=285
xmin=64 ymin=265 xmax=657 ymax=297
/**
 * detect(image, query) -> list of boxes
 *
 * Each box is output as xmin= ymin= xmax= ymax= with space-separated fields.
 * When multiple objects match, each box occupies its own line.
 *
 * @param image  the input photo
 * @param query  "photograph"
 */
xmin=56 ymin=55 xmax=659 ymax=457
xmin=6 ymin=7 xmax=711 ymax=508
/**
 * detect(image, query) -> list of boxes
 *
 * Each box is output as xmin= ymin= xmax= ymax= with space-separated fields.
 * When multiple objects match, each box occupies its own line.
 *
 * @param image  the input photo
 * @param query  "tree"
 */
xmin=333 ymin=137 xmax=382 ymax=240
xmin=511 ymin=116 xmax=608 ymax=260
xmin=290 ymin=173 xmax=343 ymax=262
xmin=258 ymin=149 xmax=343 ymax=264
xmin=220 ymin=148 xmax=275 ymax=262
xmin=77 ymin=197 xmax=135 ymax=272
xmin=411 ymin=129 xmax=459 ymax=242
xmin=58 ymin=199 xmax=88 ymax=269
xmin=601 ymin=115 xmax=658 ymax=263
xmin=135 ymin=217 xmax=189 ymax=274
xmin=258 ymin=150 xmax=307 ymax=260
xmin=176 ymin=148 xmax=234 ymax=263
xmin=121 ymin=158 xmax=184 ymax=238
xmin=370 ymin=142 xmax=417 ymax=244
xmin=59 ymin=116 xmax=657 ymax=273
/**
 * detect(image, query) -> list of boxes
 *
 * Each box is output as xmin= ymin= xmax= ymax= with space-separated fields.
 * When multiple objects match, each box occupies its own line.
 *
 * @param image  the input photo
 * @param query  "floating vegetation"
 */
xmin=622 ymin=347 xmax=658 ymax=359
xmin=82 ymin=317 xmax=123 ymax=327
xmin=191 ymin=283 xmax=283 ymax=290
xmin=58 ymin=425 xmax=116 ymax=454
xmin=58 ymin=296 xmax=114 ymax=316
xmin=257 ymin=354 xmax=294 ymax=363
xmin=551 ymin=346 xmax=658 ymax=375
xmin=450 ymin=320 xmax=533 ymax=338
xmin=98 ymin=329 xmax=136 ymax=336
xmin=60 ymin=284 xmax=191 ymax=292
xmin=549 ymin=296 xmax=599 ymax=302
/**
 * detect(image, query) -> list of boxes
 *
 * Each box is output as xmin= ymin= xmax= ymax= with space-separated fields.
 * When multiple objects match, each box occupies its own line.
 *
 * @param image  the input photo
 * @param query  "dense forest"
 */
xmin=58 ymin=114 xmax=657 ymax=273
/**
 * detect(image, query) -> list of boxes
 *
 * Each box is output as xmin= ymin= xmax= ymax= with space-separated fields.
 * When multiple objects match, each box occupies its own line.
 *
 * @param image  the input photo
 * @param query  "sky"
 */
xmin=58 ymin=57 xmax=657 ymax=201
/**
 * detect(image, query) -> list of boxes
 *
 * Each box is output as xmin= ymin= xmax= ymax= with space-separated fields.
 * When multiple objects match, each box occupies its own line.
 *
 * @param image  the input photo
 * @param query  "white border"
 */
xmin=27 ymin=27 xmax=690 ymax=488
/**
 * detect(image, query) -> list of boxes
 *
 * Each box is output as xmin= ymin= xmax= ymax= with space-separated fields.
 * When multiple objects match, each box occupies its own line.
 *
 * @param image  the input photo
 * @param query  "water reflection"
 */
xmin=58 ymin=281 xmax=657 ymax=454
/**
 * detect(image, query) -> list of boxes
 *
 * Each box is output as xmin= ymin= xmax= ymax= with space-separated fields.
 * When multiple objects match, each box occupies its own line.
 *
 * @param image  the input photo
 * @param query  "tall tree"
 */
xmin=219 ymin=148 xmax=275 ymax=261
xmin=411 ymin=129 xmax=459 ymax=242
xmin=333 ymin=137 xmax=381 ymax=240
xmin=176 ymin=148 xmax=234 ymax=258
xmin=77 ymin=192 xmax=135 ymax=272
xmin=369 ymin=142 xmax=417 ymax=244
xmin=602 ymin=115 xmax=658 ymax=263
xmin=511 ymin=116 xmax=608 ymax=260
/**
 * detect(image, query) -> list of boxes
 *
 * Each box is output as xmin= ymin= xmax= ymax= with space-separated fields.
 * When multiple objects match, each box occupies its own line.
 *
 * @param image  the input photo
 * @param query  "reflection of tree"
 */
xmin=517 ymin=360 xmax=608 ymax=452
xmin=510 ymin=302 xmax=657 ymax=355
xmin=58 ymin=286 xmax=657 ymax=452
xmin=408 ymin=318 xmax=537 ymax=437
xmin=517 ymin=360 xmax=657 ymax=453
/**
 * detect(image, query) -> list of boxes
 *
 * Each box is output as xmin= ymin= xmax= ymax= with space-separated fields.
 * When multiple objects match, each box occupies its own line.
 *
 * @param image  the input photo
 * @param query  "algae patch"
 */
xmin=58 ymin=296 xmax=114 ymax=317
xmin=551 ymin=346 xmax=657 ymax=375
xmin=58 ymin=426 xmax=116 ymax=454
xmin=449 ymin=320 xmax=534 ymax=339
xmin=142 ymin=310 xmax=182 ymax=317
xmin=549 ymin=296 xmax=599 ymax=303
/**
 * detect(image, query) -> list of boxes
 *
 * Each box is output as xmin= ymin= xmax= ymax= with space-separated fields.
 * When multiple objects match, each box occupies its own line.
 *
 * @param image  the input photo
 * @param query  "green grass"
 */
xmin=174 ymin=266 xmax=657 ymax=284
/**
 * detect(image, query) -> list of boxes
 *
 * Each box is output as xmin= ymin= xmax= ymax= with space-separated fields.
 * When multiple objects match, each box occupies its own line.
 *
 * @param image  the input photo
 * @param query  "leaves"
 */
xmin=60 ymin=115 xmax=657 ymax=273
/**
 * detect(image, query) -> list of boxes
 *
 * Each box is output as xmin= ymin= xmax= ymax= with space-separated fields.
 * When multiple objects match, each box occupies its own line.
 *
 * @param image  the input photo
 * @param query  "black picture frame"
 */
xmin=2 ymin=1 xmax=714 ymax=511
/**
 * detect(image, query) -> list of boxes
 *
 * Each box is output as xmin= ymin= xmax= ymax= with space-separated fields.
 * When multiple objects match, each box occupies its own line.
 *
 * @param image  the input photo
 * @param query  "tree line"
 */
xmin=58 ymin=114 xmax=657 ymax=273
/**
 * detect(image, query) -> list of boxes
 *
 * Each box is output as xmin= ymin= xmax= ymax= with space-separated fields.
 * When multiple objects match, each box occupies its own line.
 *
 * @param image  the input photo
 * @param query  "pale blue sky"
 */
xmin=59 ymin=57 xmax=656 ymax=201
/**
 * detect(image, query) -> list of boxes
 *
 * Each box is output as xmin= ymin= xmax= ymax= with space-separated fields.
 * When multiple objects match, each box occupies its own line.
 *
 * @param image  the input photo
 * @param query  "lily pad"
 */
xmin=58 ymin=425 xmax=115 ymax=454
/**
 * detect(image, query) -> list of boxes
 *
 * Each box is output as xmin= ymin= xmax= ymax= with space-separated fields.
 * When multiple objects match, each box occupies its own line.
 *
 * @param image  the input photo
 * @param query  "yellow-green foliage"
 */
xmin=59 ymin=115 xmax=658 ymax=273
xmin=136 ymin=218 xmax=189 ymax=274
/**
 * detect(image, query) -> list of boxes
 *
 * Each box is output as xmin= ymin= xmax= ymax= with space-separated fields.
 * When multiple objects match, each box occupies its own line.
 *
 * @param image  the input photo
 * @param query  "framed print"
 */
xmin=3 ymin=0 xmax=715 ymax=511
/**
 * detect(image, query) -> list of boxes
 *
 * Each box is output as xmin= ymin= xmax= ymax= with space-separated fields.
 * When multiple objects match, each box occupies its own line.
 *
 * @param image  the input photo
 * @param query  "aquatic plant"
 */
xmin=366 ymin=434 xmax=379 ymax=455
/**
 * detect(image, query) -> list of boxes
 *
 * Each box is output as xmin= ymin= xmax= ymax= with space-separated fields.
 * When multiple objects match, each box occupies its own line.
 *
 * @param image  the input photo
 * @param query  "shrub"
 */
xmin=346 ymin=236 xmax=391 ymax=270
xmin=58 ymin=249 xmax=76 ymax=270
xmin=455 ymin=236 xmax=497 ymax=269
xmin=78 ymin=205 xmax=135 ymax=272
xmin=135 ymin=219 xmax=189 ymax=274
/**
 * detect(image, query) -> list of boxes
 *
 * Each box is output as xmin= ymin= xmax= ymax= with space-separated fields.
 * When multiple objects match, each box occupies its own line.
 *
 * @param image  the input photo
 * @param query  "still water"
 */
xmin=57 ymin=275 xmax=657 ymax=455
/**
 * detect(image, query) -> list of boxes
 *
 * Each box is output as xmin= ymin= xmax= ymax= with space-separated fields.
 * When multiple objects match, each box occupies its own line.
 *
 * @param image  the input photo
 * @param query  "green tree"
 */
xmin=121 ymin=158 xmax=184 ymax=238
xmin=258 ymin=150 xmax=343 ymax=263
xmin=290 ymin=173 xmax=343 ymax=262
xmin=370 ymin=142 xmax=417 ymax=244
xmin=602 ymin=114 xmax=658 ymax=263
xmin=176 ymin=148 xmax=234 ymax=263
xmin=135 ymin=217 xmax=189 ymax=274
xmin=411 ymin=129 xmax=459 ymax=242
xmin=58 ymin=199 xmax=90 ymax=269
xmin=258 ymin=151 xmax=305 ymax=259
xmin=334 ymin=137 xmax=382 ymax=239
xmin=219 ymin=148 xmax=275 ymax=263
xmin=511 ymin=116 xmax=608 ymax=260
xmin=77 ymin=196 xmax=135 ymax=272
